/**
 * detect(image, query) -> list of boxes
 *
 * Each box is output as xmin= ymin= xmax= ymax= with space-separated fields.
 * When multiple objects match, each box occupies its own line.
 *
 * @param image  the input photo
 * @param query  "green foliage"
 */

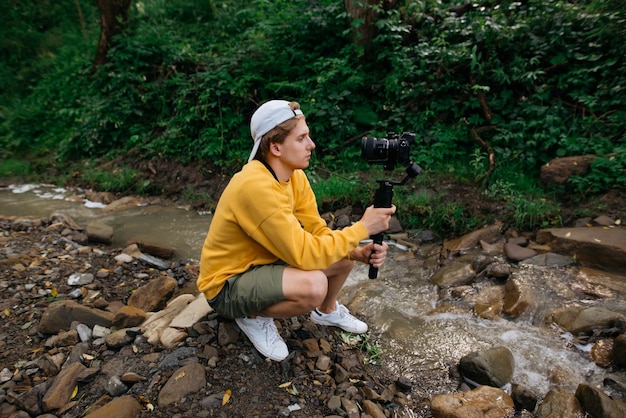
xmin=1 ymin=0 xmax=624 ymax=236
xmin=0 ymin=159 xmax=31 ymax=177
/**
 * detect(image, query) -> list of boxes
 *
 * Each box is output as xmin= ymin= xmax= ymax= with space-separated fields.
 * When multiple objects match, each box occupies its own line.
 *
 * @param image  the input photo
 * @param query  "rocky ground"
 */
xmin=0 ymin=214 xmax=429 ymax=418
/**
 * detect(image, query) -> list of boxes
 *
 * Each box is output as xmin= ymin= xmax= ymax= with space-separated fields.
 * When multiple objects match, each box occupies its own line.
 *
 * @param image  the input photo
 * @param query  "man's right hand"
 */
xmin=360 ymin=205 xmax=396 ymax=236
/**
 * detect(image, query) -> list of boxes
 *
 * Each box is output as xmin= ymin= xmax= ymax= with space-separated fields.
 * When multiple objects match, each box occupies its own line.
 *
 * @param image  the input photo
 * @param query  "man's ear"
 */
xmin=270 ymin=142 xmax=281 ymax=157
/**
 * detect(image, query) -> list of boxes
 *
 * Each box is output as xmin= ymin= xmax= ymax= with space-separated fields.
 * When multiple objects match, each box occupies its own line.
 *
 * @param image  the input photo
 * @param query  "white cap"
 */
xmin=248 ymin=100 xmax=304 ymax=162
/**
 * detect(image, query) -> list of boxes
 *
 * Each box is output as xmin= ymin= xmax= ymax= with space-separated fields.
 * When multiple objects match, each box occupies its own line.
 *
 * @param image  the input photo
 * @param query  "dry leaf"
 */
xmin=222 ymin=389 xmax=232 ymax=405
xmin=278 ymin=381 xmax=293 ymax=388
xmin=71 ymin=385 xmax=79 ymax=399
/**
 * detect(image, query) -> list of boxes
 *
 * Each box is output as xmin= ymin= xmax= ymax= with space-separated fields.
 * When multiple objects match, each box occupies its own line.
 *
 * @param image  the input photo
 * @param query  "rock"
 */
xmin=134 ymin=241 xmax=174 ymax=259
xmin=519 ymin=252 xmax=574 ymax=267
xmin=157 ymin=363 xmax=206 ymax=406
xmin=504 ymin=242 xmax=537 ymax=261
xmin=112 ymin=305 xmax=146 ymax=329
xmin=430 ymin=260 xmax=477 ymax=287
xmin=169 ymin=293 xmax=214 ymax=329
xmin=459 ymin=346 xmax=515 ymax=388
xmin=39 ymin=300 xmax=115 ymax=334
xmin=83 ymin=395 xmax=142 ymax=418
xmin=104 ymin=375 xmax=128 ymax=396
xmin=105 ymin=328 xmax=134 ymax=349
xmin=614 ymin=334 xmax=626 ymax=368
xmin=511 ymin=383 xmax=539 ymax=412
xmin=503 ymin=277 xmax=534 ymax=318
xmin=547 ymin=306 xmax=626 ymax=335
xmin=576 ymin=384 xmax=626 ymax=417
xmin=536 ymin=388 xmax=583 ymax=418
xmin=67 ymin=273 xmax=94 ymax=286
xmin=536 ymin=226 xmax=626 ymax=273
xmin=590 ymin=338 xmax=614 ymax=367
xmin=127 ymin=276 xmax=177 ymax=312
xmin=86 ymin=221 xmax=114 ymax=244
xmin=138 ymin=253 xmax=171 ymax=270
xmin=430 ymin=385 xmax=515 ymax=418
xmin=443 ymin=224 xmax=502 ymax=255
xmin=42 ymin=362 xmax=87 ymax=411
xmin=540 ymin=155 xmax=595 ymax=184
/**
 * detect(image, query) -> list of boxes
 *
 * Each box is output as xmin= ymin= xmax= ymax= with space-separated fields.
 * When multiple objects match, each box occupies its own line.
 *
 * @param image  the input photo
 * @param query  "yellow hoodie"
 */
xmin=197 ymin=160 xmax=369 ymax=300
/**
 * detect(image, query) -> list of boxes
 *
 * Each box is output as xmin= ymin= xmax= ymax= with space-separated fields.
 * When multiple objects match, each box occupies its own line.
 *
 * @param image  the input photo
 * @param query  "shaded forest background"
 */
xmin=0 ymin=0 xmax=625 ymax=235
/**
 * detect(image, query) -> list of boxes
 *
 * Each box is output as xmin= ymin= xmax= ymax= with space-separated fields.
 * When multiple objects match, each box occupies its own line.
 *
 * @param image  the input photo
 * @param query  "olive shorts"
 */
xmin=208 ymin=263 xmax=286 ymax=319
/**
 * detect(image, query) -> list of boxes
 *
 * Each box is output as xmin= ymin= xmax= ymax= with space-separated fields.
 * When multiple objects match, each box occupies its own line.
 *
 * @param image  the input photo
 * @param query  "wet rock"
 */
xmin=547 ymin=306 xmax=626 ymax=335
xmin=504 ymin=242 xmax=537 ymax=261
xmin=430 ymin=260 xmax=477 ymax=287
xmin=520 ymin=252 xmax=574 ymax=267
xmin=603 ymin=375 xmax=626 ymax=402
xmin=459 ymin=346 xmax=515 ymax=388
xmin=39 ymin=300 xmax=115 ymax=334
xmin=614 ymin=334 xmax=626 ymax=368
xmin=485 ymin=262 xmax=510 ymax=278
xmin=536 ymin=388 xmax=583 ymax=417
xmin=430 ymin=385 xmax=515 ymax=418
xmin=511 ymin=383 xmax=539 ymax=412
xmin=443 ymin=224 xmax=502 ymax=256
xmin=157 ymin=363 xmax=206 ymax=406
xmin=590 ymin=338 xmax=614 ymax=367
xmin=576 ymin=383 xmax=626 ymax=417
xmin=503 ymin=277 xmax=533 ymax=317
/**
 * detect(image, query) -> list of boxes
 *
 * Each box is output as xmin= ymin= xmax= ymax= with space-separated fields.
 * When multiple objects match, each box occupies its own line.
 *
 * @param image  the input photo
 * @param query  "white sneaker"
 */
xmin=311 ymin=302 xmax=368 ymax=334
xmin=235 ymin=317 xmax=289 ymax=361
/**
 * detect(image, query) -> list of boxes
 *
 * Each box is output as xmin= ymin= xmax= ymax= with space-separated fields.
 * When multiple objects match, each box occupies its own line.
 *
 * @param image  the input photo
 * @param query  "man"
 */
xmin=197 ymin=100 xmax=396 ymax=361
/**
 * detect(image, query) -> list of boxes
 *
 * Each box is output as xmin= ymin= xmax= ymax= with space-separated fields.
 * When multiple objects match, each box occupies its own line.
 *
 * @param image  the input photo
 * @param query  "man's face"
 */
xmin=276 ymin=118 xmax=316 ymax=170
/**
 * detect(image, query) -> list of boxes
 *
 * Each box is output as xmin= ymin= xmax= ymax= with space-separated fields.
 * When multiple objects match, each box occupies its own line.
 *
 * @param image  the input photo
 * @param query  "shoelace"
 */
xmin=258 ymin=318 xmax=281 ymax=342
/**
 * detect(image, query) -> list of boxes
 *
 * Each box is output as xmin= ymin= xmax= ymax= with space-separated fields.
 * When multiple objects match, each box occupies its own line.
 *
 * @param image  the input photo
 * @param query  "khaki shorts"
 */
xmin=208 ymin=263 xmax=286 ymax=319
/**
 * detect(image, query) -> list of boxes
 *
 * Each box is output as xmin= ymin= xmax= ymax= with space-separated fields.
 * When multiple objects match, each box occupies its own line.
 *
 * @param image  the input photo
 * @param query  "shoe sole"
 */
xmin=235 ymin=318 xmax=288 ymax=361
xmin=310 ymin=316 xmax=368 ymax=334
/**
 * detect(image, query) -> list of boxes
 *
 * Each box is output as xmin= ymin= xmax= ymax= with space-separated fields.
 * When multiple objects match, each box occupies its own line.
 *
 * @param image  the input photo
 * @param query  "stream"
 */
xmin=2 ymin=183 xmax=624 ymax=401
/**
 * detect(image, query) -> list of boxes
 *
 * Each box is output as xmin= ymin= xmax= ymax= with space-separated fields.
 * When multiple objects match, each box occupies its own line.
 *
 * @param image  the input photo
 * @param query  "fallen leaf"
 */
xmin=222 ymin=389 xmax=231 ymax=405
xmin=278 ymin=381 xmax=293 ymax=388
xmin=4 ymin=308 xmax=11 ymax=317
xmin=20 ymin=322 xmax=32 ymax=330
xmin=71 ymin=385 xmax=78 ymax=399
xmin=82 ymin=353 xmax=94 ymax=361
xmin=50 ymin=288 xmax=58 ymax=297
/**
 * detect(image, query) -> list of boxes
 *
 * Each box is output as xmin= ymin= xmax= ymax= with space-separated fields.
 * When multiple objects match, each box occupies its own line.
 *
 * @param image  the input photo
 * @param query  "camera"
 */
xmin=361 ymin=132 xmax=416 ymax=171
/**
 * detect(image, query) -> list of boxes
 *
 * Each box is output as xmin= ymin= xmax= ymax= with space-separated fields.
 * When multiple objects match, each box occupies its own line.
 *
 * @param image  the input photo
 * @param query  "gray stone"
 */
xmin=39 ymin=300 xmax=114 ymax=335
xmin=459 ymin=346 xmax=515 ymax=388
xmin=157 ymin=363 xmax=206 ymax=406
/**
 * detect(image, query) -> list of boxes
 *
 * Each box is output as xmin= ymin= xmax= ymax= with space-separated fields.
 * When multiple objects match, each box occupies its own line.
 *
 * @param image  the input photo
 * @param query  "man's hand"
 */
xmin=359 ymin=205 xmax=396 ymax=236
xmin=351 ymin=242 xmax=389 ymax=268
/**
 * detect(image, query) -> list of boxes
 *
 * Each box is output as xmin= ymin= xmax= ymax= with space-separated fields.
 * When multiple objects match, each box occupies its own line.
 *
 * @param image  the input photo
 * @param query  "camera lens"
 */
xmin=362 ymin=136 xmax=393 ymax=163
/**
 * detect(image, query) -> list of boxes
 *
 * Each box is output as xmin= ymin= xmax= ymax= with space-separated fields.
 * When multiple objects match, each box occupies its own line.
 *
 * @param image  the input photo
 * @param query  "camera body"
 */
xmin=361 ymin=132 xmax=416 ymax=171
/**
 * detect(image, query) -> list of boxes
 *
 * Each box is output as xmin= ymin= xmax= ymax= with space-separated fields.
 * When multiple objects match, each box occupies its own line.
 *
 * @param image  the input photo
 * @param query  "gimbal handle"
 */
xmin=368 ymin=162 xmax=422 ymax=279
xmin=369 ymin=180 xmax=395 ymax=279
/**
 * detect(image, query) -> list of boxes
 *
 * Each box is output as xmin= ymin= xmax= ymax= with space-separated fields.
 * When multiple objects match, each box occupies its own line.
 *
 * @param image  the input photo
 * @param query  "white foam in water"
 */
xmin=83 ymin=200 xmax=107 ymax=209
xmin=10 ymin=184 xmax=37 ymax=194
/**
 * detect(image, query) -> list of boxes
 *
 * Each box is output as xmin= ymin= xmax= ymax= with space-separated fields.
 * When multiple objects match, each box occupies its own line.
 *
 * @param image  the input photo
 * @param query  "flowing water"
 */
xmin=2 ymin=183 xmax=624 ymax=400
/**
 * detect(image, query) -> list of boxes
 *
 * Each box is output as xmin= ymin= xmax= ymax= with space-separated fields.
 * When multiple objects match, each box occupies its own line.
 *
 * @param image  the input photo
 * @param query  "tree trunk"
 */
xmin=94 ymin=0 xmax=132 ymax=67
xmin=344 ymin=0 xmax=397 ymax=60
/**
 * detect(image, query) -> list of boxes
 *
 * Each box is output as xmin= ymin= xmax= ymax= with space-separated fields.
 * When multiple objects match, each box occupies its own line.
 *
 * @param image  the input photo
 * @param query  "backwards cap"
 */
xmin=248 ymin=100 xmax=304 ymax=162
